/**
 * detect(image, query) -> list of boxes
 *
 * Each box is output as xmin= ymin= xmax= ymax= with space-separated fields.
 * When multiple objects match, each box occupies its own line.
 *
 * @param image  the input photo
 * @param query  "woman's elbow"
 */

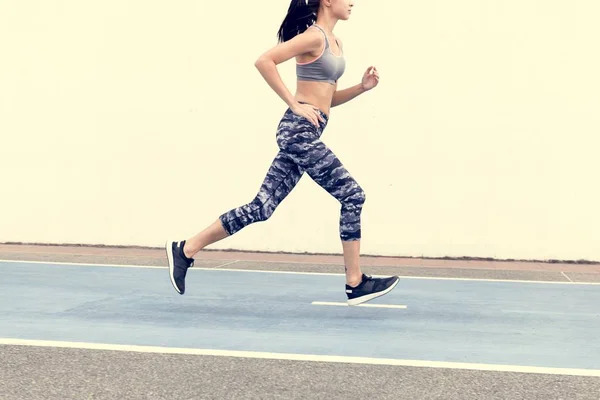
xmin=254 ymin=56 xmax=271 ymax=69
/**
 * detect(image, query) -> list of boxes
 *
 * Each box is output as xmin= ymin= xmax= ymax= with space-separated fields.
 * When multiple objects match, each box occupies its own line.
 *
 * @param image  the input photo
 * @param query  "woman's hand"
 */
xmin=290 ymin=102 xmax=325 ymax=127
xmin=361 ymin=66 xmax=380 ymax=92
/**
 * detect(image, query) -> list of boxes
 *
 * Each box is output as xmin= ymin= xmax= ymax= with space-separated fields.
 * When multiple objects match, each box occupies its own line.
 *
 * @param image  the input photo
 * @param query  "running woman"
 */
xmin=166 ymin=0 xmax=400 ymax=305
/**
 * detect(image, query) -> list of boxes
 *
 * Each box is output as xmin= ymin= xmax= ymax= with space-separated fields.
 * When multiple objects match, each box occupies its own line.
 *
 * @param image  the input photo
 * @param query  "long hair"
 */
xmin=277 ymin=0 xmax=320 ymax=43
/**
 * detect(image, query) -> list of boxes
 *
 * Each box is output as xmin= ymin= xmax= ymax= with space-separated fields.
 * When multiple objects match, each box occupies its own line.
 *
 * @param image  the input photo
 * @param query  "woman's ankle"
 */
xmin=182 ymin=241 xmax=198 ymax=260
xmin=346 ymin=274 xmax=363 ymax=287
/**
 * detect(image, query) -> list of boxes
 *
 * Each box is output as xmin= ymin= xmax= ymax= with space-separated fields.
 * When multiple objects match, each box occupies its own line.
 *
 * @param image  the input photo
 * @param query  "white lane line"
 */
xmin=391 ymin=275 xmax=599 ymax=285
xmin=312 ymin=301 xmax=407 ymax=309
xmin=0 ymin=259 xmax=339 ymax=274
xmin=0 ymin=259 xmax=167 ymax=269
xmin=213 ymin=260 xmax=241 ymax=269
xmin=200 ymin=267 xmax=339 ymax=276
xmin=211 ymin=270 xmax=600 ymax=285
xmin=1 ymin=338 xmax=599 ymax=377
xmin=561 ymin=271 xmax=573 ymax=282
xmin=1 ymin=259 xmax=600 ymax=285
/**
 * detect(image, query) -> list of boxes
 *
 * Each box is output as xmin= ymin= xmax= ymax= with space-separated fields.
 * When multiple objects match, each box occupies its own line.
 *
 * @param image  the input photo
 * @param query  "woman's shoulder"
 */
xmin=303 ymin=25 xmax=326 ymax=40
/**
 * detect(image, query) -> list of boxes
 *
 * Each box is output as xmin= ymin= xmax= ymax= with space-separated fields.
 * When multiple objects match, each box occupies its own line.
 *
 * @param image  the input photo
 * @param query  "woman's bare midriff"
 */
xmin=294 ymin=80 xmax=337 ymax=117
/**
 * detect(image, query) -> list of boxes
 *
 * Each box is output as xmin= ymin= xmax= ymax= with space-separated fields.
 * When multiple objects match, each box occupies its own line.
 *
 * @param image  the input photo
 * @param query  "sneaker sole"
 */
xmin=165 ymin=240 xmax=182 ymax=295
xmin=347 ymin=277 xmax=400 ymax=306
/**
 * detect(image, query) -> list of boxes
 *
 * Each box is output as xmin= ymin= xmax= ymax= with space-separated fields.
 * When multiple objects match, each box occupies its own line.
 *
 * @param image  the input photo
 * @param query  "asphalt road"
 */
xmin=2 ymin=345 xmax=600 ymax=400
xmin=1 ymin=259 xmax=599 ymax=399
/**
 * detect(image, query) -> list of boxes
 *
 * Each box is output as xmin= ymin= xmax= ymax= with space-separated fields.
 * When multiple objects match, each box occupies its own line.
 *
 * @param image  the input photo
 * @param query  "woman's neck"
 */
xmin=315 ymin=15 xmax=338 ymax=35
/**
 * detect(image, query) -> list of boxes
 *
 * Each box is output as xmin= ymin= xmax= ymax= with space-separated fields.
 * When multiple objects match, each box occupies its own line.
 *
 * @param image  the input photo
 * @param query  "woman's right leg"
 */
xmin=183 ymin=151 xmax=304 ymax=259
xmin=181 ymin=218 xmax=229 ymax=260
xmin=166 ymin=149 xmax=304 ymax=295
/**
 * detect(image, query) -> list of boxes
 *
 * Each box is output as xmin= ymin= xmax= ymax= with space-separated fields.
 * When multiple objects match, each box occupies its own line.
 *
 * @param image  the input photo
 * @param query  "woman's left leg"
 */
xmin=285 ymin=136 xmax=366 ymax=285
xmin=278 ymin=128 xmax=400 ymax=304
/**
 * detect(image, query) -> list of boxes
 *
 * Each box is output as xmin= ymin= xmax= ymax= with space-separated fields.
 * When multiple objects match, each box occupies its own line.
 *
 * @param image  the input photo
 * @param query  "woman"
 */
xmin=166 ymin=0 xmax=400 ymax=306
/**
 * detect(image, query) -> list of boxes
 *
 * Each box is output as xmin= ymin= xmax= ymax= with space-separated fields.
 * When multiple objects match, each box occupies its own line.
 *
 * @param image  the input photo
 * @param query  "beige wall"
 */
xmin=1 ymin=1 xmax=599 ymax=261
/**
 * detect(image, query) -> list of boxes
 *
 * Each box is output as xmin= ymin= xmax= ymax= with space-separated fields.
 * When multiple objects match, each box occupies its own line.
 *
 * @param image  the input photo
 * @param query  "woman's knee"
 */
xmin=260 ymin=204 xmax=276 ymax=221
xmin=341 ymin=187 xmax=366 ymax=209
xmin=251 ymin=197 xmax=276 ymax=222
xmin=355 ymin=188 xmax=366 ymax=207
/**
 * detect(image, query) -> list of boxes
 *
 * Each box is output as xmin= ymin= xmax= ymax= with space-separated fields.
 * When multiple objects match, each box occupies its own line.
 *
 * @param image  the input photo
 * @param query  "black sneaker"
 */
xmin=165 ymin=240 xmax=194 ymax=295
xmin=346 ymin=274 xmax=400 ymax=306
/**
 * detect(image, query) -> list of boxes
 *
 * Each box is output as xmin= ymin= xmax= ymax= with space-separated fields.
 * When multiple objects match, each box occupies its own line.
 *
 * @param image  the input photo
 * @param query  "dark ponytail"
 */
xmin=277 ymin=0 xmax=320 ymax=43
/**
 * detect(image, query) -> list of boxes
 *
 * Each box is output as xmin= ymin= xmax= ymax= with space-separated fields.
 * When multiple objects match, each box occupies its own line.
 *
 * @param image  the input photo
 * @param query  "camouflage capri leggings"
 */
xmin=219 ymin=105 xmax=366 ymax=241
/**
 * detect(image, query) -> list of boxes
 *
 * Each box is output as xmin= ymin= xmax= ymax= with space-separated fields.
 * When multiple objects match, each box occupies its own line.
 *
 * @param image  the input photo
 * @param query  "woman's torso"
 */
xmin=293 ymin=24 xmax=345 ymax=116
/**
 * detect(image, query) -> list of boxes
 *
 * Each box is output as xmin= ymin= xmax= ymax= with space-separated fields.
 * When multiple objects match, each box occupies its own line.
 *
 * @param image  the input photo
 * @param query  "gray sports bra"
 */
xmin=296 ymin=24 xmax=346 ymax=85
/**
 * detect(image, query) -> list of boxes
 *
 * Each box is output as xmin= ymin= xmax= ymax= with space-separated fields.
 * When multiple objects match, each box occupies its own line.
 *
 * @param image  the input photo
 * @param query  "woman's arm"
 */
xmin=331 ymin=66 xmax=380 ymax=108
xmin=331 ymin=83 xmax=366 ymax=107
xmin=254 ymin=30 xmax=322 ymax=108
